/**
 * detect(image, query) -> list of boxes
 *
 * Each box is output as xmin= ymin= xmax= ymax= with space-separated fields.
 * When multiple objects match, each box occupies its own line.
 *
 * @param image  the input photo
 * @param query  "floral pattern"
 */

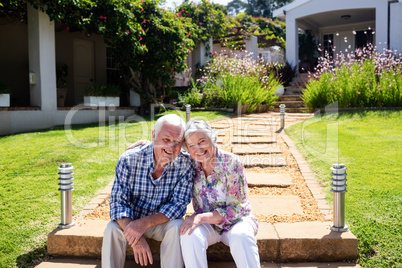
xmin=192 ymin=149 xmax=258 ymax=235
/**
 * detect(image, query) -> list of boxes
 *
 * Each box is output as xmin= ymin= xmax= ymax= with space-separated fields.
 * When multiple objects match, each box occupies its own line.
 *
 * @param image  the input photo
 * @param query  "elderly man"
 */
xmin=102 ymin=114 xmax=195 ymax=268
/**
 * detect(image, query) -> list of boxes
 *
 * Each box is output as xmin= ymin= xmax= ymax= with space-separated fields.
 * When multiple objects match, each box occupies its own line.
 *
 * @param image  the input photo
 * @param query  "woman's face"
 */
xmin=185 ymin=130 xmax=215 ymax=163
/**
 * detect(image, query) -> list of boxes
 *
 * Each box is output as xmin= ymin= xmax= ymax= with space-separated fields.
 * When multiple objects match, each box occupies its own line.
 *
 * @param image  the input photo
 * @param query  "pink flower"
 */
xmin=100 ymin=16 xmax=103 ymax=19
xmin=141 ymin=8 xmax=144 ymax=11
xmin=187 ymin=33 xmax=191 ymax=36
xmin=142 ymin=20 xmax=146 ymax=24
xmin=358 ymin=92 xmax=361 ymax=94
xmin=199 ymin=22 xmax=202 ymax=25
xmin=127 ymin=30 xmax=130 ymax=34
xmin=171 ymin=68 xmax=174 ymax=72
xmin=66 ymin=26 xmax=70 ymax=31
xmin=139 ymin=37 xmax=142 ymax=41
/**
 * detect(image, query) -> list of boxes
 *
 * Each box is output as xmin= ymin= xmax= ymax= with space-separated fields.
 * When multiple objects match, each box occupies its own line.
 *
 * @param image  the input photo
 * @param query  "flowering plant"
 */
xmin=303 ymin=44 xmax=402 ymax=111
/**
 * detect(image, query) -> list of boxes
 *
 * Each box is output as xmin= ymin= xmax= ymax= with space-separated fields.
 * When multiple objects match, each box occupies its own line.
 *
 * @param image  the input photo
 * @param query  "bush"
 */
xmin=84 ymin=84 xmax=121 ymax=97
xmin=196 ymin=53 xmax=281 ymax=110
xmin=0 ymin=82 xmax=11 ymax=94
xmin=265 ymin=61 xmax=296 ymax=87
xmin=303 ymin=45 xmax=402 ymax=111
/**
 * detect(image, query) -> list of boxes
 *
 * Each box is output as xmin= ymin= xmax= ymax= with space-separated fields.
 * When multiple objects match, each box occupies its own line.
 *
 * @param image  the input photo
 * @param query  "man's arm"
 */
xmin=121 ymin=213 xmax=169 ymax=246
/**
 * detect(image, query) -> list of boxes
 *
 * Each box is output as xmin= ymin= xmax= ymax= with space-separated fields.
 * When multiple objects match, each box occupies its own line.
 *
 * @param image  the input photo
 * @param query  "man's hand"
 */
xmin=132 ymin=236 xmax=153 ymax=266
xmin=124 ymin=218 xmax=149 ymax=247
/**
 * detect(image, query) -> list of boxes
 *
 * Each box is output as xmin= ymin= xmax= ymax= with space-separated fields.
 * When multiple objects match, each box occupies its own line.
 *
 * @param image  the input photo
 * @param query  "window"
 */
xmin=106 ymin=47 xmax=120 ymax=85
xmin=355 ymin=30 xmax=373 ymax=49
xmin=323 ymin=34 xmax=334 ymax=59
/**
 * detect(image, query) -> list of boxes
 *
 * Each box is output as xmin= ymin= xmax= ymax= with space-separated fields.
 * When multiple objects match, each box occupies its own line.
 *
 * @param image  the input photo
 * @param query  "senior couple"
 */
xmin=102 ymin=114 xmax=260 ymax=268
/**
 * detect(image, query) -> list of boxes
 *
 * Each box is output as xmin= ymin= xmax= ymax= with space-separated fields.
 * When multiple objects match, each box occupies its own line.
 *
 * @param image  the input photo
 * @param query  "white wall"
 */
xmin=285 ymin=0 xmax=389 ymax=65
xmin=390 ymin=2 xmax=402 ymax=52
xmin=0 ymin=109 xmax=136 ymax=136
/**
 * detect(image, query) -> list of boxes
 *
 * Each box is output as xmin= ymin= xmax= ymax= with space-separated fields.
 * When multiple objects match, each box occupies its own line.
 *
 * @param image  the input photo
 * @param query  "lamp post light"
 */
xmin=186 ymin=104 xmax=191 ymax=123
xmin=58 ymin=163 xmax=75 ymax=229
xmin=279 ymin=104 xmax=286 ymax=129
xmin=330 ymin=163 xmax=348 ymax=232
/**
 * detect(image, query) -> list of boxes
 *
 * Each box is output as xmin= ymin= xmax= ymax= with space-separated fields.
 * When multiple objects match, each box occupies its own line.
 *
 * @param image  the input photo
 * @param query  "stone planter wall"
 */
xmin=0 ymin=94 xmax=10 ymax=107
xmin=84 ymin=96 xmax=119 ymax=107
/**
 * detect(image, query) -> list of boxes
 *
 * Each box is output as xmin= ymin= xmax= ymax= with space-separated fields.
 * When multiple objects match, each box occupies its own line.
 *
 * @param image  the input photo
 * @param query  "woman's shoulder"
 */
xmin=217 ymin=149 xmax=242 ymax=166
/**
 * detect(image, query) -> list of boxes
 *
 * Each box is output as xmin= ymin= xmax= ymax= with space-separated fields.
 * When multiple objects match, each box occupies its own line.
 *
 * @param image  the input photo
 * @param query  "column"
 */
xmin=28 ymin=4 xmax=57 ymax=111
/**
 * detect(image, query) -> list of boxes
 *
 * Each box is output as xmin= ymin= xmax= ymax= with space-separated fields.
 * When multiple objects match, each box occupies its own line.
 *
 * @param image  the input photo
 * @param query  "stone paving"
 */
xmin=42 ymin=112 xmax=359 ymax=267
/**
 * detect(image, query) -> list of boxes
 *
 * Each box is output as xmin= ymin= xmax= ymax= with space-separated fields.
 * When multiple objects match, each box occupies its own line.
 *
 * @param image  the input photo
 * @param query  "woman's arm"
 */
xmin=180 ymin=211 xmax=223 ymax=235
xmin=126 ymin=140 xmax=151 ymax=150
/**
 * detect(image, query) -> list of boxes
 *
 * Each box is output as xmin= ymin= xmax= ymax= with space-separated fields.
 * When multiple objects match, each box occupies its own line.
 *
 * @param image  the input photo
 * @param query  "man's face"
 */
xmin=152 ymin=123 xmax=184 ymax=167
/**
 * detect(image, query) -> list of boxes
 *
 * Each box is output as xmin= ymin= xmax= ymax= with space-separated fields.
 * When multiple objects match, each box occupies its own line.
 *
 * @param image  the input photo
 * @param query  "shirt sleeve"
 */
xmin=109 ymin=152 xmax=134 ymax=221
xmin=214 ymin=155 xmax=251 ymax=229
xmin=158 ymin=157 xmax=195 ymax=220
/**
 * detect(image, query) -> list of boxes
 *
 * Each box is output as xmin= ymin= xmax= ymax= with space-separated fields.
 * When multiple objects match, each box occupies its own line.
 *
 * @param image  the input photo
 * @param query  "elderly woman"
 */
xmin=179 ymin=120 xmax=260 ymax=268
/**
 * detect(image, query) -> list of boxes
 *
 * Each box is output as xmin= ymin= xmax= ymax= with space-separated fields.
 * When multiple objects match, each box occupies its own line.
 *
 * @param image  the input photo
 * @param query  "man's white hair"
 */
xmin=154 ymin=114 xmax=186 ymax=138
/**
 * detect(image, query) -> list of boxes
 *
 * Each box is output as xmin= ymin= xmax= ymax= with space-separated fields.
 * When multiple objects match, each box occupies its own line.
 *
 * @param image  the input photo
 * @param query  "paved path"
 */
xmin=41 ymin=112 xmax=359 ymax=266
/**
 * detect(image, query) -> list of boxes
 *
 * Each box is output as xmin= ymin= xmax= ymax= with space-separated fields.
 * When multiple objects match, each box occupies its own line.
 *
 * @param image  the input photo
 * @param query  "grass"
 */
xmin=0 ymin=110 xmax=231 ymax=268
xmin=286 ymin=110 xmax=402 ymax=268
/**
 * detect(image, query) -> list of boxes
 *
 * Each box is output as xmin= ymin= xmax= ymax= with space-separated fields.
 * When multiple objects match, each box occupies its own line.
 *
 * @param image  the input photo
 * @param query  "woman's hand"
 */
xmin=180 ymin=214 xmax=202 ymax=235
xmin=127 ymin=140 xmax=150 ymax=150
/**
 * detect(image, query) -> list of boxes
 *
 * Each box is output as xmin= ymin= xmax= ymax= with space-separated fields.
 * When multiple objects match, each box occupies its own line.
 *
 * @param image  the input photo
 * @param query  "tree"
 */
xmin=227 ymin=0 xmax=294 ymax=18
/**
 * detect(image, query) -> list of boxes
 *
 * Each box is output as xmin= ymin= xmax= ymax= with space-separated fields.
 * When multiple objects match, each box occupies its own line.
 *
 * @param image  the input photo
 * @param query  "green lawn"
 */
xmin=286 ymin=110 xmax=402 ymax=268
xmin=0 ymin=110 xmax=231 ymax=268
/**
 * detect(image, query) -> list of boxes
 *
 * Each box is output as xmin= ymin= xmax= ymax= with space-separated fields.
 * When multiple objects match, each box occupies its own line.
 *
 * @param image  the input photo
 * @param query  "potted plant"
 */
xmin=0 ymin=82 xmax=11 ymax=107
xmin=84 ymin=84 xmax=120 ymax=107
xmin=56 ymin=63 xmax=68 ymax=107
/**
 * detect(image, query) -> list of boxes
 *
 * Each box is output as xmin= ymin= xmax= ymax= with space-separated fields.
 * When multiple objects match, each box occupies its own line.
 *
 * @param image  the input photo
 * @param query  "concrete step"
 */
xmin=279 ymin=95 xmax=303 ymax=102
xmin=46 ymin=221 xmax=358 ymax=262
xmin=35 ymin=257 xmax=361 ymax=267
xmin=274 ymin=101 xmax=305 ymax=108
xmin=232 ymin=136 xmax=276 ymax=144
xmin=270 ymin=107 xmax=309 ymax=113
xmin=232 ymin=144 xmax=282 ymax=155
xmin=239 ymin=155 xmax=286 ymax=168
xmin=247 ymin=173 xmax=293 ymax=187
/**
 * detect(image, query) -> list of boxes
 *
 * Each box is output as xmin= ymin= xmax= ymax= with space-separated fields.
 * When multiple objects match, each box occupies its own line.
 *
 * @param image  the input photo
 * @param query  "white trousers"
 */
xmin=180 ymin=220 xmax=260 ymax=268
xmin=102 ymin=219 xmax=184 ymax=268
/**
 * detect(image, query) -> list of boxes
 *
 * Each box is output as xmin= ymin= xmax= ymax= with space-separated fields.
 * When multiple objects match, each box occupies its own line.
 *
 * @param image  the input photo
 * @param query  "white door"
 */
xmin=73 ymin=39 xmax=94 ymax=104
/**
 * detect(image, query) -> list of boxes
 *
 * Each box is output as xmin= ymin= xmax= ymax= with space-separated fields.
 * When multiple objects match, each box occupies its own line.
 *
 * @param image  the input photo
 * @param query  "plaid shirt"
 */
xmin=109 ymin=143 xmax=195 ymax=221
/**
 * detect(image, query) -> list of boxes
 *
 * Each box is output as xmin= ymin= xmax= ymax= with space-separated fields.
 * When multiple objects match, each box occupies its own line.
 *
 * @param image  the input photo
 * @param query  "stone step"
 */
xmin=47 ymin=221 xmax=358 ymax=262
xmin=232 ymin=144 xmax=282 ymax=155
xmin=279 ymin=95 xmax=303 ymax=102
xmin=232 ymin=136 xmax=276 ymax=144
xmin=240 ymin=155 xmax=287 ymax=168
xmin=270 ymin=107 xmax=308 ymax=113
xmin=186 ymin=196 xmax=302 ymax=216
xmin=274 ymin=101 xmax=305 ymax=108
xmin=233 ymin=130 xmax=276 ymax=137
xmin=247 ymin=173 xmax=293 ymax=187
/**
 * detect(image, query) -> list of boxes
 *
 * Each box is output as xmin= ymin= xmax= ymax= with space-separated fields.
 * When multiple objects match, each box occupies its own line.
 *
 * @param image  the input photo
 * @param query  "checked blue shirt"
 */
xmin=109 ymin=143 xmax=195 ymax=221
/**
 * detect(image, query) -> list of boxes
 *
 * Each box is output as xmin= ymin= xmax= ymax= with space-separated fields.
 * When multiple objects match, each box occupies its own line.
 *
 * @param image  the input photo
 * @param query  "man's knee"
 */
xmin=165 ymin=219 xmax=183 ymax=234
xmin=104 ymin=220 xmax=124 ymax=239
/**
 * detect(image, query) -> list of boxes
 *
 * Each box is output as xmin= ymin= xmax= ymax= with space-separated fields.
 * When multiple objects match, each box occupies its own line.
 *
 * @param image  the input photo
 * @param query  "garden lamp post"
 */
xmin=58 ymin=163 xmax=75 ymax=229
xmin=330 ymin=164 xmax=348 ymax=232
xmin=279 ymin=104 xmax=286 ymax=129
xmin=186 ymin=104 xmax=191 ymax=123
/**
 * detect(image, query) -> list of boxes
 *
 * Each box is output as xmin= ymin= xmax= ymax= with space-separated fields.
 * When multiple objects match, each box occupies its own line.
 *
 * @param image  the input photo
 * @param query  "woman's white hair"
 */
xmin=182 ymin=120 xmax=218 ymax=152
xmin=154 ymin=114 xmax=186 ymax=138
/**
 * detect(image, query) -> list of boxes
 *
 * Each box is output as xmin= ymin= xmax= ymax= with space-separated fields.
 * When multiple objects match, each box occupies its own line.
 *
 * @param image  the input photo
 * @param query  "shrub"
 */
xmin=0 ymin=82 xmax=11 ymax=94
xmin=265 ymin=61 xmax=296 ymax=87
xmin=178 ymin=80 xmax=203 ymax=107
xmin=84 ymin=84 xmax=120 ymax=97
xmin=303 ymin=45 xmax=402 ymax=111
xmin=197 ymin=53 xmax=281 ymax=110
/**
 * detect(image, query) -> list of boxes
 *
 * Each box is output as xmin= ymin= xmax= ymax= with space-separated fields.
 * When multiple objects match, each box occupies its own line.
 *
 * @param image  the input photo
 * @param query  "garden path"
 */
xmin=40 ymin=112 xmax=359 ymax=267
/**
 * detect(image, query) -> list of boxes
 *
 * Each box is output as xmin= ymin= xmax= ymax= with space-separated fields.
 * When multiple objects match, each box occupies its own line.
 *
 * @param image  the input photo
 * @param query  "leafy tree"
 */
xmin=227 ymin=0 xmax=293 ymax=18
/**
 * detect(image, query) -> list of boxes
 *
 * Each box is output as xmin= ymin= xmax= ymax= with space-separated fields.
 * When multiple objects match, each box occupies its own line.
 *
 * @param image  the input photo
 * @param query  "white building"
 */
xmin=273 ymin=0 xmax=402 ymax=67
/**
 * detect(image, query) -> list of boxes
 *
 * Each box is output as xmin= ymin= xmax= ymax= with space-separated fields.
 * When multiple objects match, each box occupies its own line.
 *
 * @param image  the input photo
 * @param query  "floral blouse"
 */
xmin=191 ymin=148 xmax=258 ymax=235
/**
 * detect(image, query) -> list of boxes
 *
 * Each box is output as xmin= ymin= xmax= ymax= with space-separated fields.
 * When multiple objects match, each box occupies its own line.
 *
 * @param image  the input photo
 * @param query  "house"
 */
xmin=273 ymin=0 xmax=402 ymax=68
xmin=0 ymin=5 xmax=139 ymax=135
